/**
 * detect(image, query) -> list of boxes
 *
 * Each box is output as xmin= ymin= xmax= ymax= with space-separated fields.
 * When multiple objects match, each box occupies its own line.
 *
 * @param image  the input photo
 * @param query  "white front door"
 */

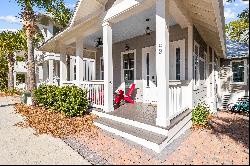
xmin=142 ymin=46 xmax=157 ymax=103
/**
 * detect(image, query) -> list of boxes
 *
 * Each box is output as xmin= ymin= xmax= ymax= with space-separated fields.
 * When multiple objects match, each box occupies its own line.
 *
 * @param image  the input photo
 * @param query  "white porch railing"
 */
xmin=169 ymin=80 xmax=192 ymax=120
xmin=80 ymin=81 xmax=105 ymax=109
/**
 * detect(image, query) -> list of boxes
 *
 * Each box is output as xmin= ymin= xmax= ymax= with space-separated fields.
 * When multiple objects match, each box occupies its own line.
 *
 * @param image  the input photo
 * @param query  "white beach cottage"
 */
xmin=39 ymin=0 xmax=226 ymax=153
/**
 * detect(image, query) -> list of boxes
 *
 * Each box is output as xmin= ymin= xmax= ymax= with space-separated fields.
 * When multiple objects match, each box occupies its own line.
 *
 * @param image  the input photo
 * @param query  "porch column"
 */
xmin=188 ymin=25 xmax=193 ymax=80
xmin=156 ymin=0 xmax=170 ymax=127
xmin=211 ymin=49 xmax=216 ymax=112
xmin=187 ymin=24 xmax=194 ymax=109
xmin=75 ymin=38 xmax=84 ymax=86
xmin=103 ymin=22 xmax=114 ymax=112
xmin=43 ymin=62 xmax=48 ymax=82
xmin=48 ymin=59 xmax=54 ymax=84
xmin=70 ymin=57 xmax=75 ymax=81
xmin=60 ymin=45 xmax=67 ymax=86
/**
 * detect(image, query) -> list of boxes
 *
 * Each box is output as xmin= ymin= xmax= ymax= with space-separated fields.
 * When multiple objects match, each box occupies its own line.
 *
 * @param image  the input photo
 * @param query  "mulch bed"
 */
xmin=69 ymin=111 xmax=249 ymax=165
xmin=14 ymin=104 xmax=99 ymax=138
xmin=0 ymin=92 xmax=20 ymax=97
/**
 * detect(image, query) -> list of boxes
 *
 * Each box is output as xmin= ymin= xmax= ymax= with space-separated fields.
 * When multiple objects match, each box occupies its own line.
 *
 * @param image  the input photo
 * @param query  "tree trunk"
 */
xmin=7 ymin=53 xmax=14 ymax=90
xmin=26 ymin=33 xmax=36 ymax=92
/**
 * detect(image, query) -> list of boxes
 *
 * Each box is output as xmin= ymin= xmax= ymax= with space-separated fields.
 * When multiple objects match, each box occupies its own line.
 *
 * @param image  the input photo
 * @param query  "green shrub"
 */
xmin=34 ymin=84 xmax=58 ymax=108
xmin=192 ymin=103 xmax=210 ymax=126
xmin=34 ymin=85 xmax=89 ymax=117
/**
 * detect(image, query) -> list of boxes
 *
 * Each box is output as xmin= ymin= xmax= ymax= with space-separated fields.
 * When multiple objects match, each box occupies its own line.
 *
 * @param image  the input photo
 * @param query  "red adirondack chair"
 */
xmin=114 ymin=83 xmax=136 ymax=106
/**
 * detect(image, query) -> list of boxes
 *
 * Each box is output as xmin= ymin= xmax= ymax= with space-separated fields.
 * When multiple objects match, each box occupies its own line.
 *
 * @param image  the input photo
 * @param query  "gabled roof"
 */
xmin=39 ymin=0 xmax=106 ymax=52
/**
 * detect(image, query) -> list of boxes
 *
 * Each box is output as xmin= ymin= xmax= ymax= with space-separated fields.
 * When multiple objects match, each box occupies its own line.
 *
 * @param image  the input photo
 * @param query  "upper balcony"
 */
xmin=14 ymin=61 xmax=27 ymax=73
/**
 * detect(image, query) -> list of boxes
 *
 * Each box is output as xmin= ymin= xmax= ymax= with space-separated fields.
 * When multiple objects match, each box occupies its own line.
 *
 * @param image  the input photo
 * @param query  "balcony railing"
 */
xmin=80 ymin=81 xmax=105 ymax=109
xmin=169 ymin=80 xmax=192 ymax=120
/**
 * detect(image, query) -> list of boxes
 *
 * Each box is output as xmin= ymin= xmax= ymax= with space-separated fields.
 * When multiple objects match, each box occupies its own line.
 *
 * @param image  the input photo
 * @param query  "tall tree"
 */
xmin=0 ymin=52 xmax=8 ymax=91
xmin=0 ymin=30 xmax=27 ymax=90
xmin=226 ymin=0 xmax=249 ymax=44
xmin=15 ymin=0 xmax=72 ymax=92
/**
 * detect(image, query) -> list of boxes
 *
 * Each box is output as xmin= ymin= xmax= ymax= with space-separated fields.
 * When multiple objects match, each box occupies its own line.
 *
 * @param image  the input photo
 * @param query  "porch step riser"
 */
xmin=94 ymin=122 xmax=161 ymax=153
xmin=159 ymin=113 xmax=192 ymax=152
xmin=92 ymin=110 xmax=168 ymax=136
xmin=94 ymin=110 xmax=192 ymax=153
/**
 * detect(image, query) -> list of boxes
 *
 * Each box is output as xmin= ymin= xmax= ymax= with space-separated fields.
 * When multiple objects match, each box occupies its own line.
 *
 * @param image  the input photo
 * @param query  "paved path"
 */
xmin=0 ymin=97 xmax=91 ymax=165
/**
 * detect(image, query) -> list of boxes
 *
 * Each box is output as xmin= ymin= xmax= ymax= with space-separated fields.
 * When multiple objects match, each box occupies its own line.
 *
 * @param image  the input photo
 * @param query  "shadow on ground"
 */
xmin=209 ymin=112 xmax=249 ymax=149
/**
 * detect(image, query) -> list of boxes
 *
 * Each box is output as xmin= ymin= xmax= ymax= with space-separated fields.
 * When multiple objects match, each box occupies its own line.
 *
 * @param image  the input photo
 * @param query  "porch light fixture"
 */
xmin=95 ymin=37 xmax=103 ymax=48
xmin=145 ymin=18 xmax=152 ymax=35
xmin=145 ymin=26 xmax=152 ymax=35
xmin=125 ymin=44 xmax=130 ymax=51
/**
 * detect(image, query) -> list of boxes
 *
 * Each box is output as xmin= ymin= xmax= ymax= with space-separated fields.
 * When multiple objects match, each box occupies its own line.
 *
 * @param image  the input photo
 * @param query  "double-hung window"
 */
xmin=122 ymin=52 xmax=135 ymax=81
xmin=231 ymin=60 xmax=245 ymax=83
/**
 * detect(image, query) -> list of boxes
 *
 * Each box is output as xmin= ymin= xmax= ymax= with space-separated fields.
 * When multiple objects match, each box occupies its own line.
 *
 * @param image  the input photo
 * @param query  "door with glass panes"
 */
xmin=142 ymin=46 xmax=157 ymax=103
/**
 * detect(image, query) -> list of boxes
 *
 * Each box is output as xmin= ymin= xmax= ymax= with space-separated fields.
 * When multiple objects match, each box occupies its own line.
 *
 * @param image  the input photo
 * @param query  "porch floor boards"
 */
xmin=109 ymin=103 xmax=157 ymax=127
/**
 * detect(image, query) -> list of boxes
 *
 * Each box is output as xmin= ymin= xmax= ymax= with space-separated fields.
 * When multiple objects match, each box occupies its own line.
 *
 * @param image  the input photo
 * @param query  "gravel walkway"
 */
xmin=66 ymin=111 xmax=249 ymax=165
xmin=0 ymin=97 xmax=91 ymax=165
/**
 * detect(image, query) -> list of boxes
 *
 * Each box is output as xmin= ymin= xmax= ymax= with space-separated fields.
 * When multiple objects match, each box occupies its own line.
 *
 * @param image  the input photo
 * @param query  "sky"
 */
xmin=0 ymin=0 xmax=249 ymax=32
xmin=0 ymin=0 xmax=78 ymax=31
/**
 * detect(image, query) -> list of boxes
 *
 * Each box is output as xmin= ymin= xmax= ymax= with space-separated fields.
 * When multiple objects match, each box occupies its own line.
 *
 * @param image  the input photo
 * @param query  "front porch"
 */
xmin=55 ymin=0 xmax=194 ymax=153
xmin=39 ymin=0 xmax=225 ymax=153
xmin=55 ymin=0 xmax=195 ymax=129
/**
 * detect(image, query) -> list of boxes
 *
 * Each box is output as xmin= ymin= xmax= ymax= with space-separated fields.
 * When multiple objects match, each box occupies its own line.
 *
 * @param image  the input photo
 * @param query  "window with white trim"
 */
xmin=232 ymin=60 xmax=245 ymax=83
xmin=122 ymin=52 xmax=135 ymax=81
xmin=199 ymin=56 xmax=205 ymax=80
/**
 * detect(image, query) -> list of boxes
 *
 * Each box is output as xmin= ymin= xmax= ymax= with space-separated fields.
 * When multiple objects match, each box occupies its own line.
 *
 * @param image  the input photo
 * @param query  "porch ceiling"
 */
xmin=39 ymin=0 xmax=226 ymax=58
xmin=183 ymin=0 xmax=226 ymax=57
xmin=82 ymin=6 xmax=176 ymax=48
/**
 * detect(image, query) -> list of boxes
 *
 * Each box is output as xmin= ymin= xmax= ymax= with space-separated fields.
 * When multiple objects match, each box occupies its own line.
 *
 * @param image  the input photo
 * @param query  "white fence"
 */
xmin=80 ymin=81 xmax=104 ymax=109
xmin=169 ymin=80 xmax=192 ymax=120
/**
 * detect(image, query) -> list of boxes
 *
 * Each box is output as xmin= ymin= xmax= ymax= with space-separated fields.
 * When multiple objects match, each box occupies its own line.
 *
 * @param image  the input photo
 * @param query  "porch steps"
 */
xmin=237 ymin=96 xmax=249 ymax=102
xmin=92 ymin=109 xmax=192 ymax=153
xmin=92 ymin=110 xmax=169 ymax=136
xmin=95 ymin=117 xmax=167 ymax=150
xmin=222 ymin=94 xmax=231 ymax=109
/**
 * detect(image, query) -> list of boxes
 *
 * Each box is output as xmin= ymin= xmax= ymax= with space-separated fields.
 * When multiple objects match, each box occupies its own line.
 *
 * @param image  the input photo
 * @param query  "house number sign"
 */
xmin=159 ymin=44 xmax=163 ymax=54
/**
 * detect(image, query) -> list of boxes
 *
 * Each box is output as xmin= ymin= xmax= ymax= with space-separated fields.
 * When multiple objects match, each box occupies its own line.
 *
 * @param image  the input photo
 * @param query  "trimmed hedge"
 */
xmin=192 ymin=103 xmax=210 ymax=126
xmin=34 ymin=84 xmax=89 ymax=117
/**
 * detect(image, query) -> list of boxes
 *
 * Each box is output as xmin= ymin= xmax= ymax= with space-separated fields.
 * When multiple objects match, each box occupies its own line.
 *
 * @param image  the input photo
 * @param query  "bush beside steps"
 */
xmin=192 ymin=103 xmax=211 ymax=128
xmin=34 ymin=84 xmax=89 ymax=117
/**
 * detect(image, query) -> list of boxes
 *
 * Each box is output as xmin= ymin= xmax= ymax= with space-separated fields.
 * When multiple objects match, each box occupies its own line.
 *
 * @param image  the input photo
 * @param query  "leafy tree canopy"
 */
xmin=225 ymin=0 xmax=249 ymax=44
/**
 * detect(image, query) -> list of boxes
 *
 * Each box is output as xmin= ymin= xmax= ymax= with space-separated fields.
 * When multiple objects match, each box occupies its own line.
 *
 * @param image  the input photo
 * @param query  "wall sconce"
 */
xmin=145 ymin=26 xmax=152 ymax=35
xmin=125 ymin=44 xmax=130 ymax=51
xmin=95 ymin=37 xmax=103 ymax=48
xmin=145 ymin=18 xmax=152 ymax=35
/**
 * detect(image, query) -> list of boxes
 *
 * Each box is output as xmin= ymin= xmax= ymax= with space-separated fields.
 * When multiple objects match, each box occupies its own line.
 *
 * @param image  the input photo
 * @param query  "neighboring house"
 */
xmin=14 ymin=51 xmax=28 ymax=90
xmin=36 ymin=14 xmax=97 ymax=86
xmin=13 ymin=14 xmax=62 ymax=89
xmin=35 ymin=14 xmax=62 ymax=86
xmin=39 ymin=0 xmax=226 ymax=153
xmin=219 ymin=40 xmax=249 ymax=109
